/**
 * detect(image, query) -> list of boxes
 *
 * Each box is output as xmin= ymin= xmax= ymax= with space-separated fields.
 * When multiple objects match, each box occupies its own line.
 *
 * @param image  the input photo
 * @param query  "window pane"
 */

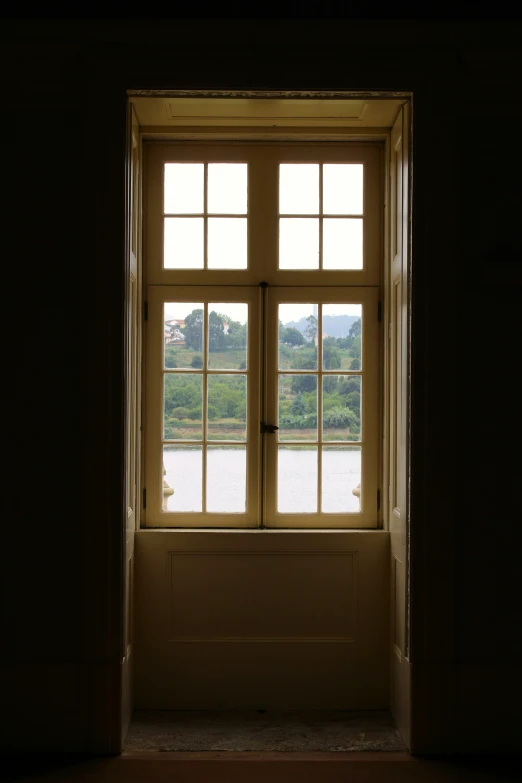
xmin=164 ymin=375 xmax=202 ymax=440
xmin=207 ymin=446 xmax=246 ymax=512
xmin=278 ymin=374 xmax=317 ymax=442
xmin=207 ymin=375 xmax=247 ymax=441
xmin=278 ymin=303 xmax=318 ymax=369
xmin=208 ymin=163 xmax=247 ymax=214
xmin=163 ymin=445 xmax=202 ymax=512
xmin=323 ymin=164 xmax=363 ymax=215
xmin=165 ymin=303 xmax=204 ymax=369
xmin=164 ymin=163 xmax=203 ymax=214
xmin=279 ymin=164 xmax=319 ymax=214
xmin=278 ymin=446 xmax=317 ymax=513
xmin=279 ymin=218 xmax=319 ymax=269
xmin=164 ymin=217 xmax=204 ymax=269
xmin=322 ymin=304 xmax=362 ymax=370
xmin=208 ymin=303 xmax=248 ymax=370
xmin=323 ymin=376 xmax=361 ymax=441
xmin=323 ymin=218 xmax=363 ymax=270
xmin=321 ymin=446 xmax=361 ymax=513
xmin=208 ymin=218 xmax=247 ymax=269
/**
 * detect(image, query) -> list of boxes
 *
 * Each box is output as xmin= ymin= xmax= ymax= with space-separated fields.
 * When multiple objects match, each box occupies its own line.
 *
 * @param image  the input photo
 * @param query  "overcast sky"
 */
xmin=165 ymin=301 xmax=361 ymax=324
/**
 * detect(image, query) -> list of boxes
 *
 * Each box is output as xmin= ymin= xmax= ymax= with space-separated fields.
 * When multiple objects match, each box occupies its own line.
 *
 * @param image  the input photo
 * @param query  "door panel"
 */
xmin=122 ymin=104 xmax=141 ymax=744
xmin=388 ymin=105 xmax=411 ymax=747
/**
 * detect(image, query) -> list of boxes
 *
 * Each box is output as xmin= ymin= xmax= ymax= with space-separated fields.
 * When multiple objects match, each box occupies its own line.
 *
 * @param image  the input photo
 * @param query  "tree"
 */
xmin=323 ymin=344 xmax=341 ymax=370
xmin=208 ymin=310 xmax=226 ymax=351
xmin=282 ymin=326 xmax=305 ymax=346
xmin=304 ymin=314 xmax=318 ymax=343
xmin=291 ymin=371 xmax=317 ymax=394
xmin=348 ymin=318 xmax=361 ymax=341
xmin=182 ymin=309 xmax=204 ymax=351
xmin=215 ymin=312 xmax=247 ymax=350
xmin=291 ymin=393 xmax=306 ymax=416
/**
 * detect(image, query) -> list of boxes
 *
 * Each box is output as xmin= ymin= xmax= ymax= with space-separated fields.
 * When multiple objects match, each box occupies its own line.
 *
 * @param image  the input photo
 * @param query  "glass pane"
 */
xmin=323 ymin=376 xmax=361 ymax=441
xmin=279 ymin=164 xmax=319 ymax=214
xmin=278 ymin=446 xmax=317 ymax=513
xmin=279 ymin=218 xmax=319 ymax=269
xmin=163 ymin=445 xmax=202 ymax=512
xmin=164 ymin=303 xmax=204 ymax=369
xmin=323 ymin=218 xmax=363 ymax=270
xmin=164 ymin=217 xmax=203 ymax=269
xmin=323 ymin=164 xmax=363 ymax=215
xmin=164 ymin=374 xmax=202 ymax=440
xmin=322 ymin=446 xmax=361 ymax=513
xmin=207 ymin=375 xmax=247 ymax=441
xmin=278 ymin=303 xmax=318 ymax=369
xmin=322 ymin=304 xmax=362 ymax=370
xmin=164 ymin=163 xmax=204 ymax=214
xmin=208 ymin=303 xmax=248 ymax=370
xmin=208 ymin=163 xmax=247 ymax=214
xmin=278 ymin=374 xmax=317 ymax=441
xmin=208 ymin=217 xmax=247 ymax=269
xmin=207 ymin=446 xmax=246 ymax=513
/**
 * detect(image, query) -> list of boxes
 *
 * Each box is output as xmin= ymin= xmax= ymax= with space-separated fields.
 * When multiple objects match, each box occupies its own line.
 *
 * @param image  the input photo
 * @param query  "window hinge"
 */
xmin=378 ymin=301 xmax=382 ymax=323
xmin=143 ymin=301 xmax=148 ymax=321
xmin=377 ymin=489 xmax=381 ymax=511
xmin=143 ymin=488 xmax=146 ymax=509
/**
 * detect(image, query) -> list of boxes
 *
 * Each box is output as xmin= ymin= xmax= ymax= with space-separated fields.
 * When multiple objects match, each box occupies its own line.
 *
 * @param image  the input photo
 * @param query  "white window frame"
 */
xmin=142 ymin=141 xmax=383 ymax=529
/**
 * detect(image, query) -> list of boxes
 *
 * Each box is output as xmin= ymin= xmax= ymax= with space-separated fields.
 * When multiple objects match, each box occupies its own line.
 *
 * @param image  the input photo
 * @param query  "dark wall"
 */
xmin=1 ymin=18 xmax=521 ymax=753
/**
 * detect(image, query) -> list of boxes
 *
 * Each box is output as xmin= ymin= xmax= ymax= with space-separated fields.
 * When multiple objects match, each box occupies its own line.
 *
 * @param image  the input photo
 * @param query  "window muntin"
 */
xmin=278 ymin=163 xmax=364 ymax=270
xmin=264 ymin=287 xmax=378 ymax=528
xmin=163 ymin=162 xmax=248 ymax=270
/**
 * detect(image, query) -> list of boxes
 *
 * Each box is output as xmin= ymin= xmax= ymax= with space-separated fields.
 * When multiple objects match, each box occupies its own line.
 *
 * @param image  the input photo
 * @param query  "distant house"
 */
xmin=165 ymin=319 xmax=186 ymax=346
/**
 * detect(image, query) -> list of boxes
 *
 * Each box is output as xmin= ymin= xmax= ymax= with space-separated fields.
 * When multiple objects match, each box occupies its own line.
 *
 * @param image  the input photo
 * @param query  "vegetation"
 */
xmin=164 ymin=309 xmax=362 ymax=442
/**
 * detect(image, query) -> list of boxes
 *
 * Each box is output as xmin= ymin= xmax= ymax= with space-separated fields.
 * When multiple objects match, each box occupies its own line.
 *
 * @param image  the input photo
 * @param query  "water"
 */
xmin=163 ymin=447 xmax=361 ymax=515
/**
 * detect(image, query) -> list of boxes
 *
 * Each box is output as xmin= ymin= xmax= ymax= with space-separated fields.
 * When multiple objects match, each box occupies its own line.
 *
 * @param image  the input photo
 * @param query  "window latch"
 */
xmin=260 ymin=422 xmax=279 ymax=434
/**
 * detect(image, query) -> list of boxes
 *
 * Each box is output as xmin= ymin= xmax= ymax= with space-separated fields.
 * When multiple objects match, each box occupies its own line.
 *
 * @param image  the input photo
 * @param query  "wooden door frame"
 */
xmin=121 ymin=89 xmax=414 ymax=751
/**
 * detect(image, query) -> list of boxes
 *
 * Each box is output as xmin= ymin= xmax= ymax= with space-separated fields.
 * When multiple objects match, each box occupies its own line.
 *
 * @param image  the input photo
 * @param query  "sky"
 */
xmin=165 ymin=302 xmax=362 ymax=325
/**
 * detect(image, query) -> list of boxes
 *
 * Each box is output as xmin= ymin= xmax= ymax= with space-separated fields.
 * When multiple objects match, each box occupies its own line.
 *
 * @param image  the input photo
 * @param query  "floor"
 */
xmin=124 ymin=709 xmax=406 ymax=752
xmin=4 ymin=752 xmax=521 ymax=783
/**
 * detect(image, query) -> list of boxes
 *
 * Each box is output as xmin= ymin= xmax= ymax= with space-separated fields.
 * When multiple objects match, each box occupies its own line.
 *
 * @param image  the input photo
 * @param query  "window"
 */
xmin=144 ymin=143 xmax=382 ymax=528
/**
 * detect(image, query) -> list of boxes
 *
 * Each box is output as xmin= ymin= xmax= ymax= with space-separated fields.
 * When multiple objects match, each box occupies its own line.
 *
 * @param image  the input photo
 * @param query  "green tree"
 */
xmin=182 ymin=309 xmax=204 ymax=351
xmin=208 ymin=310 xmax=226 ymax=351
xmin=165 ymin=346 xmax=177 ymax=368
xmin=304 ymin=314 xmax=318 ymax=343
xmin=282 ymin=326 xmax=305 ymax=346
xmin=323 ymin=344 xmax=341 ymax=370
xmin=348 ymin=318 xmax=361 ymax=341
xmin=291 ymin=372 xmax=317 ymax=395
xmin=290 ymin=352 xmax=317 ymax=394
xmin=323 ymin=375 xmax=338 ymax=394
xmin=291 ymin=393 xmax=307 ymax=416
xmin=191 ymin=355 xmax=203 ymax=368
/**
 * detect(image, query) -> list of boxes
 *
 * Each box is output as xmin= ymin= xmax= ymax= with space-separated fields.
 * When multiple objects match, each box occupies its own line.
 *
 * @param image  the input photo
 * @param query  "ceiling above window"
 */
xmin=130 ymin=94 xmax=406 ymax=132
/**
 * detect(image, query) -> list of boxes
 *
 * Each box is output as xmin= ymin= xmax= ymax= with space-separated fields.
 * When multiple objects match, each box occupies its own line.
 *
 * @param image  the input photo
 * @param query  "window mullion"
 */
xmin=202 ymin=301 xmax=208 ymax=513
xmin=317 ymin=303 xmax=323 ymax=514
xmin=319 ymin=163 xmax=323 ymax=271
xmin=203 ymin=162 xmax=208 ymax=270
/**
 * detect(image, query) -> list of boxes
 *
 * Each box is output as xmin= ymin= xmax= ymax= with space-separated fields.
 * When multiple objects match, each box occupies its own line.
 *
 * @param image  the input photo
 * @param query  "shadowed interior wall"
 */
xmin=1 ymin=18 xmax=521 ymax=754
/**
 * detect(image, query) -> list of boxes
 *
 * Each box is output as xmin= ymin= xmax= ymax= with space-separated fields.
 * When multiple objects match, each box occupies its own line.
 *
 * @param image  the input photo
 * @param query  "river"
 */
xmin=163 ymin=447 xmax=361 ymax=515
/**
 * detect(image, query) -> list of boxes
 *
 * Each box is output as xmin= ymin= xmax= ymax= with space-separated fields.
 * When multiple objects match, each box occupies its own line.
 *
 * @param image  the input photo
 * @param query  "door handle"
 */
xmin=260 ymin=422 xmax=279 ymax=434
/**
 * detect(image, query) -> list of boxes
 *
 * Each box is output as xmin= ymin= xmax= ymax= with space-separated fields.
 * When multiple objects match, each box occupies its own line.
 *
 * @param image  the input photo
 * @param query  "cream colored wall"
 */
xmin=134 ymin=530 xmax=389 ymax=709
